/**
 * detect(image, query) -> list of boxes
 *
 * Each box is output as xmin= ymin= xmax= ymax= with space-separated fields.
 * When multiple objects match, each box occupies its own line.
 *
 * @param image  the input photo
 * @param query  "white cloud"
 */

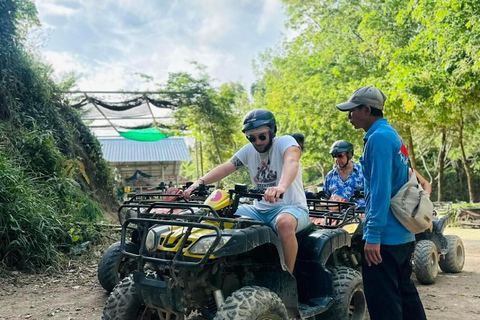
xmin=36 ymin=0 xmax=286 ymax=91
xmin=77 ymin=64 xmax=129 ymax=91
xmin=42 ymin=51 xmax=82 ymax=74
xmin=41 ymin=51 xmax=131 ymax=91
xmin=257 ymin=0 xmax=284 ymax=34
xmin=36 ymin=1 xmax=78 ymax=16
xmin=194 ymin=1 xmax=233 ymax=43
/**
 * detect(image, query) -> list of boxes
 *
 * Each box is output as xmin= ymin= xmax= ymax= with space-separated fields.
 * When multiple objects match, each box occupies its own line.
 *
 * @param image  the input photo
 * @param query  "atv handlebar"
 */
xmin=126 ymin=184 xmax=214 ymax=204
xmin=228 ymin=184 xmax=284 ymax=200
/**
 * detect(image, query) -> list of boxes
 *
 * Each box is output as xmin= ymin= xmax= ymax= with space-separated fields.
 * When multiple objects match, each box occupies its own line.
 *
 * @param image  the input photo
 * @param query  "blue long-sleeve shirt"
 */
xmin=359 ymin=118 xmax=415 ymax=245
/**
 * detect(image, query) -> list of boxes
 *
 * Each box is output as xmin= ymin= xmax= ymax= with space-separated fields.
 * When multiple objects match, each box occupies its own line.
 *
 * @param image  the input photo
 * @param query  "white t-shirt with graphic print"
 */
xmin=234 ymin=135 xmax=308 ymax=211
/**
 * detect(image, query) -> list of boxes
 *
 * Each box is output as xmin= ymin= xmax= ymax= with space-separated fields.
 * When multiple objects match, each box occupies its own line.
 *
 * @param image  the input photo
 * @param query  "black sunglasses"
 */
xmin=246 ymin=133 xmax=267 ymax=143
xmin=332 ymin=153 xmax=345 ymax=159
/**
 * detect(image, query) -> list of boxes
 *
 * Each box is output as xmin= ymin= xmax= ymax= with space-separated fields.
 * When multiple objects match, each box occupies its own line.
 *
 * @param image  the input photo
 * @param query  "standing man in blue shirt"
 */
xmin=323 ymin=140 xmax=365 ymax=209
xmin=337 ymin=86 xmax=427 ymax=320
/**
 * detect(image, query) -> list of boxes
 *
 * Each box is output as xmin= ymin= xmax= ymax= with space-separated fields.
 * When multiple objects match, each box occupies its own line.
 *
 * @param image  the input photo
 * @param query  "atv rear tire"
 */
xmin=102 ymin=275 xmax=158 ymax=320
xmin=438 ymin=235 xmax=465 ymax=273
xmin=324 ymin=267 xmax=366 ymax=320
xmin=98 ymin=241 xmax=139 ymax=292
xmin=413 ymin=240 xmax=438 ymax=285
xmin=213 ymin=286 xmax=288 ymax=320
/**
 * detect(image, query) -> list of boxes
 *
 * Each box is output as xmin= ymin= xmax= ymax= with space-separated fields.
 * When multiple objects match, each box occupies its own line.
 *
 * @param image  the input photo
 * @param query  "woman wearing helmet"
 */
xmin=323 ymin=140 xmax=365 ymax=209
xmin=184 ymin=109 xmax=309 ymax=273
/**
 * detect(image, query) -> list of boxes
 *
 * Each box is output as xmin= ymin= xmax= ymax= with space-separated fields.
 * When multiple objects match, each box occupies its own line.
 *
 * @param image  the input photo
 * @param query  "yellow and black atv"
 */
xmin=97 ymin=183 xmax=214 ymax=292
xmin=102 ymin=184 xmax=367 ymax=320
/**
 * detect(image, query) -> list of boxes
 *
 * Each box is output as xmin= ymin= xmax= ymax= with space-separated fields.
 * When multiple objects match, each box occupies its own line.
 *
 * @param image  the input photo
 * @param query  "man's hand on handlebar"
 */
xmin=184 ymin=181 xmax=201 ymax=199
xmin=264 ymin=186 xmax=286 ymax=203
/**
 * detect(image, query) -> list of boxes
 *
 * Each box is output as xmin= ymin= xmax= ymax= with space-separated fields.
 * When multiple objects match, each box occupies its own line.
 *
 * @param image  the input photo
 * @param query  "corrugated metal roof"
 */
xmin=99 ymin=138 xmax=191 ymax=162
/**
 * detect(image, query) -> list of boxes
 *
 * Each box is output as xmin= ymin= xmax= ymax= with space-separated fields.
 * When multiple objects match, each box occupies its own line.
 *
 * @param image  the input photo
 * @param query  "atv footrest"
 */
xmin=298 ymin=297 xmax=333 ymax=318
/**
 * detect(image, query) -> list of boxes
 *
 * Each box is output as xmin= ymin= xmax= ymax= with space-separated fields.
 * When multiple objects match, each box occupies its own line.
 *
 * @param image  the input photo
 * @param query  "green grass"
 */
xmin=0 ymin=147 xmax=104 ymax=272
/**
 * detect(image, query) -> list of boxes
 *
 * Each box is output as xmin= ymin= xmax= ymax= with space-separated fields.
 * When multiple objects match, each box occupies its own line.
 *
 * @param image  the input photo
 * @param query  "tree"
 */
xmin=254 ymin=0 xmax=480 ymax=201
xmin=167 ymin=72 xmax=249 ymax=182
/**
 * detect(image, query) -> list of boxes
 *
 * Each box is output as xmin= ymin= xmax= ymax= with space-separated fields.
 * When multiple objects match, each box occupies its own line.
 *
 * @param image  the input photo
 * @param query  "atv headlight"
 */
xmin=188 ymin=235 xmax=231 ymax=255
xmin=145 ymin=226 xmax=170 ymax=251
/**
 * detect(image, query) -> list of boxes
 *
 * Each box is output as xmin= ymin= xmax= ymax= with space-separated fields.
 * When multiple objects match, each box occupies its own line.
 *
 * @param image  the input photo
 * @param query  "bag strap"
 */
xmin=407 ymin=159 xmax=422 ymax=186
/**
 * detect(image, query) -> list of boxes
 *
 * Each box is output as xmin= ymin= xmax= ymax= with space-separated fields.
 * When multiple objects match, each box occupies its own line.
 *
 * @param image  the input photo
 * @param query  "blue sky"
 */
xmin=35 ymin=0 xmax=287 ymax=91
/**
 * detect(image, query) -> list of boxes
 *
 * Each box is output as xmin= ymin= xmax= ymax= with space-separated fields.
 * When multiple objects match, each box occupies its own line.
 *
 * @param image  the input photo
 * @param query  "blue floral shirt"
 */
xmin=323 ymin=161 xmax=365 ymax=208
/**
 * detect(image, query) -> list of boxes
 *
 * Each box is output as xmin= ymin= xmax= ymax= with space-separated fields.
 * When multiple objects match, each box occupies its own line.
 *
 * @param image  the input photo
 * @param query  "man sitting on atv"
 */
xmin=323 ymin=140 xmax=365 ymax=209
xmin=184 ymin=109 xmax=309 ymax=273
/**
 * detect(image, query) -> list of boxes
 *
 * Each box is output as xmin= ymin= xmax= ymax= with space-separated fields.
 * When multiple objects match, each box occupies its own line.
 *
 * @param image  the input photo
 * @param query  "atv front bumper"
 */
xmin=133 ymin=271 xmax=185 ymax=313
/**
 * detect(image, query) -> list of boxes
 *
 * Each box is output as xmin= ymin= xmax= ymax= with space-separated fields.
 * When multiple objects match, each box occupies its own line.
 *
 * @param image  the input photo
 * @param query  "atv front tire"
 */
xmin=413 ymin=240 xmax=438 ymax=285
xmin=438 ymin=235 xmax=465 ymax=273
xmin=214 ymin=286 xmax=288 ymax=320
xmin=97 ymin=241 xmax=139 ymax=292
xmin=324 ymin=267 xmax=366 ymax=320
xmin=102 ymin=275 xmax=157 ymax=320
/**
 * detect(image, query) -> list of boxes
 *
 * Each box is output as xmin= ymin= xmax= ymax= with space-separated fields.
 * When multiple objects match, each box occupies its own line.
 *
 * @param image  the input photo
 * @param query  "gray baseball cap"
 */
xmin=336 ymin=86 xmax=387 ymax=111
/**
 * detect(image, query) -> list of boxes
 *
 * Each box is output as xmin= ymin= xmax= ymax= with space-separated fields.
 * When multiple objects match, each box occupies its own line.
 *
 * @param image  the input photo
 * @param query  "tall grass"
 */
xmin=0 ymin=1 xmax=114 ymax=272
xmin=0 ymin=140 xmax=103 ymax=272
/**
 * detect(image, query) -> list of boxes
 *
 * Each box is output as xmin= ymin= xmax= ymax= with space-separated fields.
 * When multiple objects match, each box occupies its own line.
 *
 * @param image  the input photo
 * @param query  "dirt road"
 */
xmin=418 ymin=228 xmax=480 ymax=320
xmin=1 ymin=227 xmax=479 ymax=320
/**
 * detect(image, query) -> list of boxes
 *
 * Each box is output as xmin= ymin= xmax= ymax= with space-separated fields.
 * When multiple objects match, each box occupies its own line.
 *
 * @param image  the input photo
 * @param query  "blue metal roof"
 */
xmin=99 ymin=138 xmax=191 ymax=162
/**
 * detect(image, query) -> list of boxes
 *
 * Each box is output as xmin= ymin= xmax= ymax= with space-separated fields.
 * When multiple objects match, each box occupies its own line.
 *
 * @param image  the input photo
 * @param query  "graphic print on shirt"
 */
xmin=398 ymin=136 xmax=409 ymax=165
xmin=254 ymin=159 xmax=277 ymax=188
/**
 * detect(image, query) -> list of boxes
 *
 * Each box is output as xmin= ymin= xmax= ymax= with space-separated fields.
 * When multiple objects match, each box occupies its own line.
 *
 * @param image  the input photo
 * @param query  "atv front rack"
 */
xmin=125 ymin=183 xmax=212 ymax=204
xmin=120 ymin=201 xmax=266 ymax=268
xmin=307 ymin=199 xmax=360 ymax=228
xmin=118 ymin=186 xmax=210 ymax=224
xmin=121 ymin=217 xmax=222 ymax=267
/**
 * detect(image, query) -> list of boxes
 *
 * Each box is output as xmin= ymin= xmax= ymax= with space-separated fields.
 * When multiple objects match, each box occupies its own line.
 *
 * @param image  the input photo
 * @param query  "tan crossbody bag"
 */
xmin=390 ymin=168 xmax=433 ymax=234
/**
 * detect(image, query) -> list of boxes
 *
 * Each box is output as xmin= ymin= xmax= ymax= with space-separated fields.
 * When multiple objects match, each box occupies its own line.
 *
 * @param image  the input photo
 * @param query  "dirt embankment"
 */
xmin=0 ymin=228 xmax=479 ymax=320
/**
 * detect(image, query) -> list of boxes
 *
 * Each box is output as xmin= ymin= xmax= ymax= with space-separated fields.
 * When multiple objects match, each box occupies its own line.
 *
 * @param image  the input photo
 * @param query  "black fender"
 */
xmin=433 ymin=214 xmax=449 ymax=234
xmin=215 ymin=224 xmax=351 ymax=265
xmin=433 ymin=215 xmax=450 ymax=254
xmin=214 ymin=225 xmax=284 ymax=260
xmin=295 ymin=228 xmax=351 ymax=304
xmin=297 ymin=228 xmax=351 ymax=263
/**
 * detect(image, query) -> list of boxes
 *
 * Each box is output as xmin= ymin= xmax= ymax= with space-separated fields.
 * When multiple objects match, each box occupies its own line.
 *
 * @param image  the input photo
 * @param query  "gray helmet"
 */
xmin=330 ymin=140 xmax=354 ymax=161
xmin=242 ymin=109 xmax=277 ymax=138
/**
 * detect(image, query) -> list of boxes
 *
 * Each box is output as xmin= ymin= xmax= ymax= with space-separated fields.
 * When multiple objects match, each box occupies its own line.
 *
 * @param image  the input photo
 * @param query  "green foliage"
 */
xmin=168 ymin=71 xmax=250 ymax=179
xmin=0 ymin=0 xmax=114 ymax=271
xmin=14 ymin=128 xmax=64 ymax=177
xmin=0 ymin=148 xmax=102 ymax=271
xmin=254 ymin=0 xmax=480 ymax=201
xmin=64 ymin=158 xmax=91 ymax=185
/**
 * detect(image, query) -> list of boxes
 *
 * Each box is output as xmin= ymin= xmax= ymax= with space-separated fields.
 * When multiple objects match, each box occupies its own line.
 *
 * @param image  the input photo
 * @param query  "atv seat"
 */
xmin=296 ymin=222 xmax=316 ymax=240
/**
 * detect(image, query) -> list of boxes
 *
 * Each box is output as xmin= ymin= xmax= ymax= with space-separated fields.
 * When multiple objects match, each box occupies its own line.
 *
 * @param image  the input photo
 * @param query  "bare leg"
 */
xmin=275 ymin=213 xmax=298 ymax=273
